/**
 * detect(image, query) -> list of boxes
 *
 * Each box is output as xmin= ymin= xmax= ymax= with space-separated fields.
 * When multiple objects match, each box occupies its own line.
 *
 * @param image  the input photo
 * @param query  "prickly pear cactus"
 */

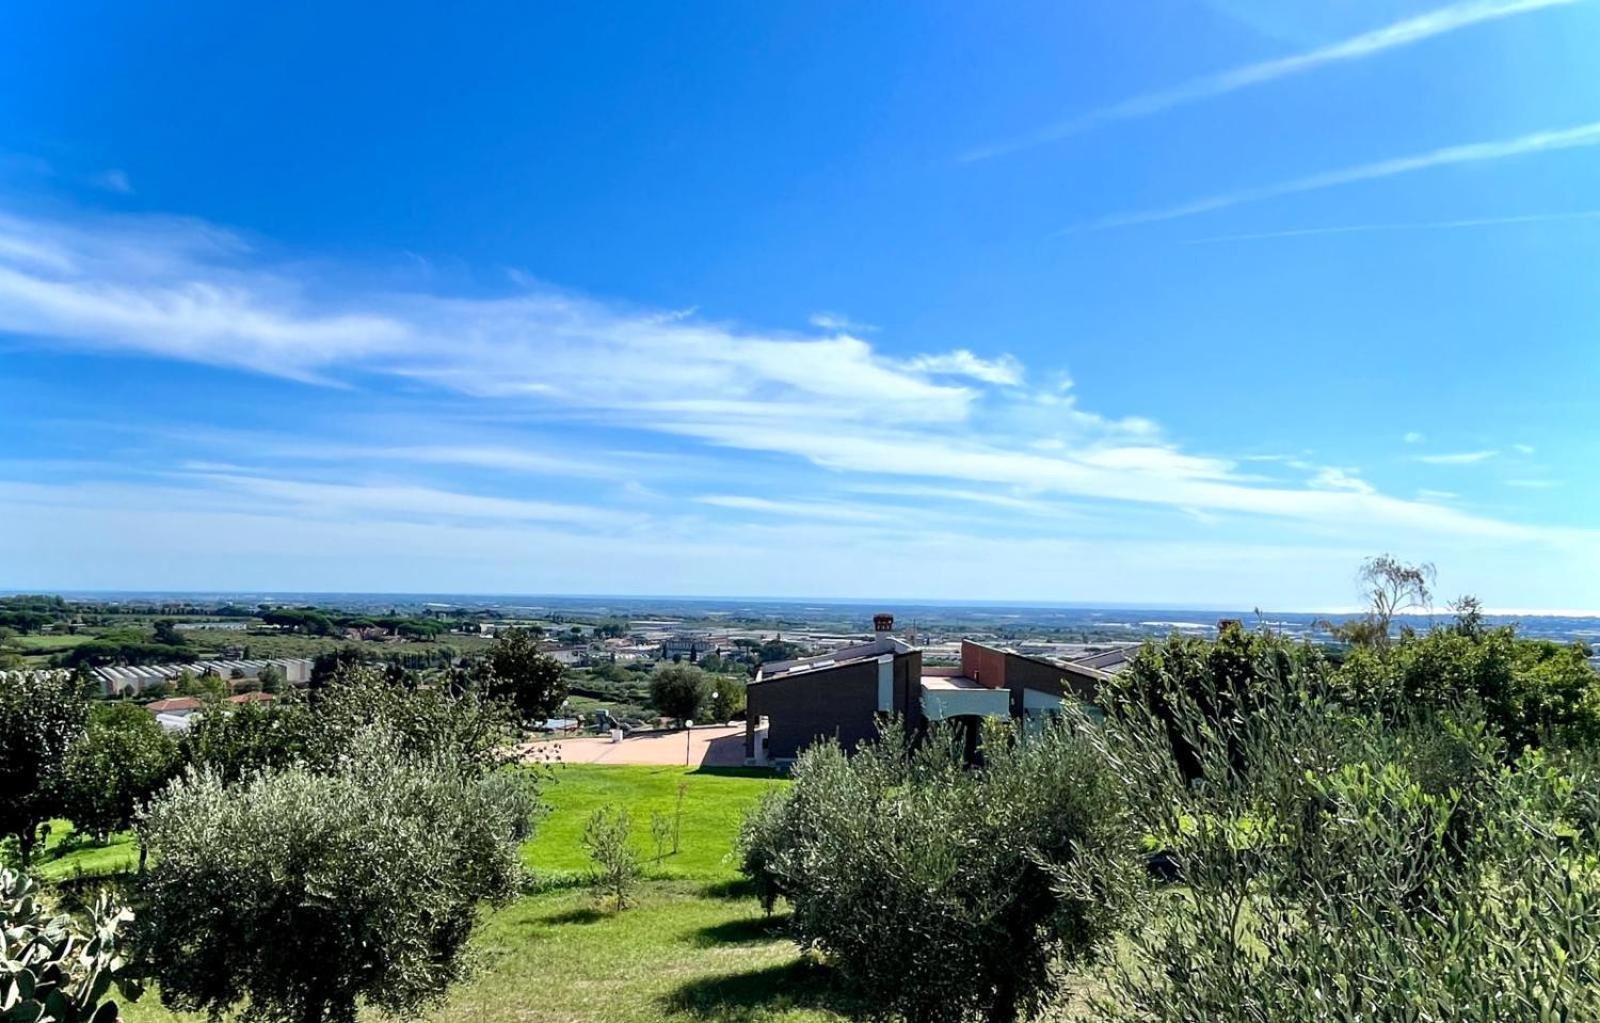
xmin=0 ymin=868 xmax=136 ymax=1023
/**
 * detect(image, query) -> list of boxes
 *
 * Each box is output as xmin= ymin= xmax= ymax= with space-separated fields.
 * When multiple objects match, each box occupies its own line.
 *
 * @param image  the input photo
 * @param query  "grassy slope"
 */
xmin=527 ymin=764 xmax=783 ymax=878
xmin=2 ymin=819 xmax=140 ymax=881
xmin=117 ymin=764 xmax=855 ymax=1023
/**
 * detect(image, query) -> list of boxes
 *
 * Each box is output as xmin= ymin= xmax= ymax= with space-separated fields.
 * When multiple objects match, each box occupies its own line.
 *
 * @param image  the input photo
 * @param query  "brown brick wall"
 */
xmin=960 ymin=641 xmax=1009 ymax=689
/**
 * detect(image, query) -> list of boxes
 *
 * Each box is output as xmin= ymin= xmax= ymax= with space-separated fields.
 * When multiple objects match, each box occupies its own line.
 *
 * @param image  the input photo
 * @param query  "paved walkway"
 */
xmin=525 ymin=723 xmax=747 ymax=767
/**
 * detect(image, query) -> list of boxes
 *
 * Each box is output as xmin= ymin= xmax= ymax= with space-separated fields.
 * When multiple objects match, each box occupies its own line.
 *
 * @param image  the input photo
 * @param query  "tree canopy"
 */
xmin=472 ymin=628 xmax=568 ymax=723
xmin=0 ymin=670 xmax=89 ymax=864
xmin=140 ymin=729 xmax=535 ymax=1023
xmin=649 ymin=665 xmax=707 ymax=724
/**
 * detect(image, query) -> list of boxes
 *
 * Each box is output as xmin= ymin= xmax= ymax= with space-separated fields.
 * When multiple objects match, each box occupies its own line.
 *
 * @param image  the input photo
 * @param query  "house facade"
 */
xmin=744 ymin=615 xmax=1137 ymax=765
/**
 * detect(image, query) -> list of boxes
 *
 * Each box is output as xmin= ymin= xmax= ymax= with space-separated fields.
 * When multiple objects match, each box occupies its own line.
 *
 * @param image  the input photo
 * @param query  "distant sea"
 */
xmin=31 ymin=591 xmax=1600 ymax=646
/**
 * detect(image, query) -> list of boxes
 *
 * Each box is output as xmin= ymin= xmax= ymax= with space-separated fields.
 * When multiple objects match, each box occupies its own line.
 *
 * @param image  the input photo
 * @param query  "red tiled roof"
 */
xmin=227 ymin=691 xmax=276 ymax=704
xmin=146 ymin=696 xmax=202 ymax=713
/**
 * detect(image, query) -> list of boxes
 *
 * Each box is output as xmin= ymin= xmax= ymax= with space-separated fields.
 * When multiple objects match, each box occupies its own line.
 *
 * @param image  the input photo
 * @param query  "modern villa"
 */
xmin=744 ymin=614 xmax=1137 ymax=765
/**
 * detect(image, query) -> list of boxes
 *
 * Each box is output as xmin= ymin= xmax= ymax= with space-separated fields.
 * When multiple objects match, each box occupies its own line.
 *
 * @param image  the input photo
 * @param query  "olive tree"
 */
xmin=301 ymin=665 xmax=516 ymax=775
xmin=1083 ymin=652 xmax=1600 ymax=1023
xmin=0 ymin=670 xmax=89 ymax=864
xmin=138 ymin=730 xmax=535 ymax=1023
xmin=741 ymin=721 xmax=1142 ymax=1023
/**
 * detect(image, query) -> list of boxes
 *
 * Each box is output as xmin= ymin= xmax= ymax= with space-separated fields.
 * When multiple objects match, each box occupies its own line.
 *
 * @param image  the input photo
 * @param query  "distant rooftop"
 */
xmin=756 ymin=635 xmax=914 ymax=681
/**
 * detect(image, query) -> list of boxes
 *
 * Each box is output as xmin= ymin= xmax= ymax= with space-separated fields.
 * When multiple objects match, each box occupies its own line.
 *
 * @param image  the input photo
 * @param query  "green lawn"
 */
xmin=3 ymin=819 xmax=139 ymax=881
xmin=527 ymin=764 xmax=784 ymax=880
xmin=106 ymin=764 xmax=856 ymax=1023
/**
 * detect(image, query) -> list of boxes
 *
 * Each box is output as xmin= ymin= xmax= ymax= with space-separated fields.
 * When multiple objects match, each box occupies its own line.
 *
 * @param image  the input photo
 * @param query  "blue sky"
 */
xmin=2 ymin=0 xmax=1599 ymax=609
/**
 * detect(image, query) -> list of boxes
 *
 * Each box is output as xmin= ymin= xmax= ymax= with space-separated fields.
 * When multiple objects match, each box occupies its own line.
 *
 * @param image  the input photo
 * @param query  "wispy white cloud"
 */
xmin=1414 ymin=449 xmax=1499 ymax=465
xmin=0 ymin=202 xmax=1563 ymax=548
xmin=694 ymin=495 xmax=891 ymax=523
xmin=1308 ymin=467 xmax=1374 ymax=494
xmin=1090 ymin=120 xmax=1600 ymax=229
xmin=962 ymin=0 xmax=1577 ymax=161
xmin=1505 ymin=478 xmax=1561 ymax=488
xmin=192 ymin=472 xmax=643 ymax=528
xmin=845 ymin=482 xmax=1077 ymax=516
xmin=1512 ymin=443 xmax=1537 ymax=454
xmin=1186 ymin=210 xmax=1600 ymax=244
xmin=905 ymin=349 xmax=1025 ymax=386
xmin=1404 ymin=431 xmax=1427 ymax=444
xmin=809 ymin=311 xmax=878 ymax=333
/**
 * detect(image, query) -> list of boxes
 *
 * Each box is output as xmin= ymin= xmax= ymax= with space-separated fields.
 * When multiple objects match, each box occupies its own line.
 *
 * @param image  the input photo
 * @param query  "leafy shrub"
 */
xmin=582 ymin=806 xmax=641 ymax=910
xmin=744 ymin=720 xmax=1142 ymax=1023
xmin=1336 ymin=626 xmax=1600 ymax=752
xmin=0 ymin=867 xmax=137 ymax=1023
xmin=735 ymin=788 xmax=790 ymax=916
xmin=0 ymin=670 xmax=89 ymax=864
xmin=138 ymin=729 xmax=532 ymax=1023
xmin=649 ymin=666 xmax=707 ymax=724
xmin=299 ymin=666 xmax=516 ymax=776
xmin=62 ymin=702 xmax=180 ymax=843
xmin=1100 ymin=627 xmax=1323 ymax=780
xmin=1086 ymin=657 xmax=1600 ymax=1023
xmin=181 ymin=699 xmax=309 ymax=784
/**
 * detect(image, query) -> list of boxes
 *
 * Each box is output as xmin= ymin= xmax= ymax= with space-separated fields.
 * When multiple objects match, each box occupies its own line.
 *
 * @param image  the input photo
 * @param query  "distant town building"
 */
xmin=661 ymin=632 xmax=717 ymax=662
xmin=93 ymin=657 xmax=312 ymax=697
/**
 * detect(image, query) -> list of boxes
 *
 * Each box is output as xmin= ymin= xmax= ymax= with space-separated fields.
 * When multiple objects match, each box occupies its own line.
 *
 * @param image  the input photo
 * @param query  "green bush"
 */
xmin=1335 ymin=626 xmax=1600 ymax=752
xmin=1085 ymin=658 xmax=1600 ymax=1023
xmin=649 ymin=665 xmax=707 ymax=725
xmin=744 ymin=720 xmax=1142 ymax=1023
xmin=62 ymin=702 xmax=180 ymax=843
xmin=138 ymin=730 xmax=533 ymax=1023
xmin=181 ymin=699 xmax=309 ymax=784
xmin=299 ymin=666 xmax=516 ymax=776
xmin=0 ymin=670 xmax=89 ymax=865
xmin=1100 ymin=627 xmax=1324 ymax=780
xmin=735 ymin=788 xmax=789 ymax=916
xmin=582 ymin=806 xmax=641 ymax=910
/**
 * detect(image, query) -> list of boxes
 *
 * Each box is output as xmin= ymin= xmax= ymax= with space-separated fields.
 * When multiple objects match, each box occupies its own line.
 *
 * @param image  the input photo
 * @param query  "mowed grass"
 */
xmin=527 ymin=764 xmax=784 ymax=880
xmin=2 ymin=819 xmax=139 ymax=881
xmin=112 ymin=764 xmax=857 ymax=1023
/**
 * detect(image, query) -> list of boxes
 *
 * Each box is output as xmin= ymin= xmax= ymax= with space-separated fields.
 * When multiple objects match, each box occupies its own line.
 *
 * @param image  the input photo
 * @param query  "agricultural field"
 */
xmin=35 ymin=765 xmax=850 ymax=1023
xmin=181 ymin=626 xmax=495 ymax=661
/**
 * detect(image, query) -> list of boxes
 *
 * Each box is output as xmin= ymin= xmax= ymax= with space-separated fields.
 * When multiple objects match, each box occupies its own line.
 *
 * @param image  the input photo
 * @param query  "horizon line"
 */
xmin=7 ymin=589 xmax=1598 ymax=620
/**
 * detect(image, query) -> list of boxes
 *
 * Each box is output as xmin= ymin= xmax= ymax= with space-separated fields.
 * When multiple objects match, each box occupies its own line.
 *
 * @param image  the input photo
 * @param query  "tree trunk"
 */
xmin=987 ymin=977 xmax=1020 ymax=1023
xmin=16 ymin=823 xmax=36 ymax=866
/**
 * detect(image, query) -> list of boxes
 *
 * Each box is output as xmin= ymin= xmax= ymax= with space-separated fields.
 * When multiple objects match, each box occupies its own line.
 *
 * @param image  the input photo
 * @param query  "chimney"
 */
xmin=873 ymin=613 xmax=895 ymax=636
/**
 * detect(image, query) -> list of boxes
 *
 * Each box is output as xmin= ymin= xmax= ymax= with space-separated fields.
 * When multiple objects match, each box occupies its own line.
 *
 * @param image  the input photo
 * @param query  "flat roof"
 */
xmin=919 ymin=674 xmax=986 ymax=692
xmin=757 ymin=635 xmax=911 ymax=682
